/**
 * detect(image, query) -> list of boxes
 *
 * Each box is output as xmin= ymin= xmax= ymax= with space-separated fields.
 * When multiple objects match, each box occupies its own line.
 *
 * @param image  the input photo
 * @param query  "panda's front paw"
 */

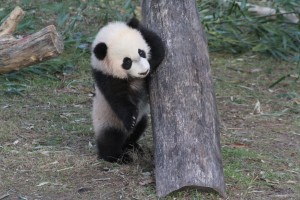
xmin=123 ymin=110 xmax=138 ymax=131
xmin=130 ymin=116 xmax=137 ymax=129
xmin=124 ymin=116 xmax=136 ymax=131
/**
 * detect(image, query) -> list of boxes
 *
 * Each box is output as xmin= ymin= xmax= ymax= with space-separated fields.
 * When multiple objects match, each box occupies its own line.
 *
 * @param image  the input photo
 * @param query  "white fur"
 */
xmin=129 ymin=57 xmax=150 ymax=78
xmin=91 ymin=22 xmax=151 ymax=79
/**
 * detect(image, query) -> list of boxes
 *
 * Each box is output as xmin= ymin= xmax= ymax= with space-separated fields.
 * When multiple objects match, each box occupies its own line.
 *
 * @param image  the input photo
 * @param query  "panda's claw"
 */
xmin=130 ymin=116 xmax=137 ymax=128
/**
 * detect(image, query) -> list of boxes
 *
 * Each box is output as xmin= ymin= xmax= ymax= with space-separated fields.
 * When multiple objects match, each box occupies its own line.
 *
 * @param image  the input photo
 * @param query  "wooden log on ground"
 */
xmin=0 ymin=7 xmax=64 ymax=73
xmin=0 ymin=25 xmax=64 ymax=73
xmin=142 ymin=0 xmax=226 ymax=198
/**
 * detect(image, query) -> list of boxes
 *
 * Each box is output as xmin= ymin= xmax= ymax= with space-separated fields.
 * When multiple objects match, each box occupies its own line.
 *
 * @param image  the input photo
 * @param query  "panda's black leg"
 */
xmin=124 ymin=115 xmax=148 ymax=153
xmin=96 ymin=127 xmax=132 ymax=164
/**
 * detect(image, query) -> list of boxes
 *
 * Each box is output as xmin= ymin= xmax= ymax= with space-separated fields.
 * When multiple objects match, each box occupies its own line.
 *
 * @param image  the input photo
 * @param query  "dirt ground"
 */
xmin=215 ymin=54 xmax=300 ymax=200
xmin=1 ymin=52 xmax=300 ymax=199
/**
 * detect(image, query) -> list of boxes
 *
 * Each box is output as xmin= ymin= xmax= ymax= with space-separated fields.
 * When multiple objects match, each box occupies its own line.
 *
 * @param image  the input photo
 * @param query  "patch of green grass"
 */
xmin=43 ymin=135 xmax=64 ymax=146
xmin=198 ymin=0 xmax=300 ymax=62
xmin=165 ymin=189 xmax=218 ymax=200
xmin=223 ymin=147 xmax=259 ymax=185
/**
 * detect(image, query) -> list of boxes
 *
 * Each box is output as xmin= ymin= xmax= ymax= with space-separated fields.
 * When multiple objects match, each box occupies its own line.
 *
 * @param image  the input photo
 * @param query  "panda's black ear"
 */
xmin=127 ymin=17 xmax=140 ymax=30
xmin=93 ymin=42 xmax=107 ymax=60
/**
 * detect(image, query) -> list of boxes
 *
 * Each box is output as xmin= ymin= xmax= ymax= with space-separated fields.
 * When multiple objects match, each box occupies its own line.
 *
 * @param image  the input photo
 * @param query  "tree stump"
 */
xmin=0 ymin=6 xmax=64 ymax=73
xmin=142 ymin=0 xmax=226 ymax=197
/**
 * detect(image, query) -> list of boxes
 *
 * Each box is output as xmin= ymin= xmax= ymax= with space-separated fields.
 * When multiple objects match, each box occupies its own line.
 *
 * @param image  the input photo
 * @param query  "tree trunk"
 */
xmin=142 ymin=0 xmax=226 ymax=198
xmin=0 ymin=7 xmax=63 ymax=73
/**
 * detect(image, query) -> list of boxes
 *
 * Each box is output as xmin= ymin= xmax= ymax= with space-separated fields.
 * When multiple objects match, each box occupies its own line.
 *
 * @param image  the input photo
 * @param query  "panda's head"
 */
xmin=91 ymin=22 xmax=151 ymax=79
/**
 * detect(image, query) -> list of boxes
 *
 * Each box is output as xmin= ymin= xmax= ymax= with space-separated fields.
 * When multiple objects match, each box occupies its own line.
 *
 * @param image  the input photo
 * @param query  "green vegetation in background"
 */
xmin=0 ymin=0 xmax=139 ymax=94
xmin=1 ymin=0 xmax=299 ymax=94
xmin=198 ymin=0 xmax=300 ymax=62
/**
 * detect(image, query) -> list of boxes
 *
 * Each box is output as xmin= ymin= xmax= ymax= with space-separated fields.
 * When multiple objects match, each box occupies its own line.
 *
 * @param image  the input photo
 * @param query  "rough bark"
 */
xmin=0 ymin=7 xmax=64 ymax=73
xmin=142 ymin=0 xmax=226 ymax=198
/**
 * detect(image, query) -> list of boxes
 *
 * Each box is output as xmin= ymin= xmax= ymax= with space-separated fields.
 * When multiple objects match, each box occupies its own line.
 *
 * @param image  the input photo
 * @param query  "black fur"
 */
xmin=93 ymin=42 xmax=107 ymax=60
xmin=128 ymin=18 xmax=165 ymax=70
xmin=127 ymin=17 xmax=140 ymax=29
xmin=122 ymin=57 xmax=132 ymax=70
xmin=96 ymin=116 xmax=148 ymax=164
xmin=96 ymin=127 xmax=132 ymax=163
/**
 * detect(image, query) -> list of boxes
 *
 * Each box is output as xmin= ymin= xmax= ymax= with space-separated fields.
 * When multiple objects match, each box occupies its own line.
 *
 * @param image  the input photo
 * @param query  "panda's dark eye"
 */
xmin=122 ymin=57 xmax=132 ymax=70
xmin=138 ymin=49 xmax=146 ymax=58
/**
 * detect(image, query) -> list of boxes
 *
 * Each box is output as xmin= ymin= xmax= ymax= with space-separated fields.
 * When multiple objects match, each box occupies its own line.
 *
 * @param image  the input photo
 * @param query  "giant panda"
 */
xmin=91 ymin=18 xmax=165 ymax=163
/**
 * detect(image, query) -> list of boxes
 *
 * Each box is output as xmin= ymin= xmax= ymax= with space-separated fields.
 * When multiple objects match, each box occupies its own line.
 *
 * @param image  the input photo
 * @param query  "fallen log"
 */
xmin=0 ymin=7 xmax=64 ymax=73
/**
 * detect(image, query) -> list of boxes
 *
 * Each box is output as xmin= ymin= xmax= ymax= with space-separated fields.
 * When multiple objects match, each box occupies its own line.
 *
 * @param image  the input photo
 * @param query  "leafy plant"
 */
xmin=198 ymin=0 xmax=300 ymax=61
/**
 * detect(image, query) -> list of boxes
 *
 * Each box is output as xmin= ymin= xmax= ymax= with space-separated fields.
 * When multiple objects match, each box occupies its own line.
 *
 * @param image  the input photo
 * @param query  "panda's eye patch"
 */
xmin=122 ymin=57 xmax=132 ymax=70
xmin=138 ymin=49 xmax=146 ymax=58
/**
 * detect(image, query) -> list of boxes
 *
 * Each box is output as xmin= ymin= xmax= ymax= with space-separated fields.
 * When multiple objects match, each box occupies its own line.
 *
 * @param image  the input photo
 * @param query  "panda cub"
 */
xmin=91 ymin=18 xmax=165 ymax=163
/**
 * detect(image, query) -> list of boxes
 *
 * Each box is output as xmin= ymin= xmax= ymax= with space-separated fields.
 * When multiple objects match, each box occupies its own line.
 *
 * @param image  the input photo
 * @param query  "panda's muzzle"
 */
xmin=138 ymin=69 xmax=149 ymax=76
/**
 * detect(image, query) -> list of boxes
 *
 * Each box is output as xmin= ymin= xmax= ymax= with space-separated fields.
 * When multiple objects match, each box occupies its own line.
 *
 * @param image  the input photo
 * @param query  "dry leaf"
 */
xmin=139 ymin=178 xmax=154 ymax=186
xmin=37 ymin=182 xmax=50 ymax=187
xmin=286 ymin=180 xmax=297 ymax=184
xmin=13 ymin=140 xmax=19 ymax=145
xmin=253 ymin=100 xmax=262 ymax=115
xmin=230 ymin=142 xmax=249 ymax=148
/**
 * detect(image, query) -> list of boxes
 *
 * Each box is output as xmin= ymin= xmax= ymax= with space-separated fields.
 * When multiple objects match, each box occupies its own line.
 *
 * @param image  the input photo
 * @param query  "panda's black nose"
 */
xmin=139 ymin=69 xmax=149 ymax=76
